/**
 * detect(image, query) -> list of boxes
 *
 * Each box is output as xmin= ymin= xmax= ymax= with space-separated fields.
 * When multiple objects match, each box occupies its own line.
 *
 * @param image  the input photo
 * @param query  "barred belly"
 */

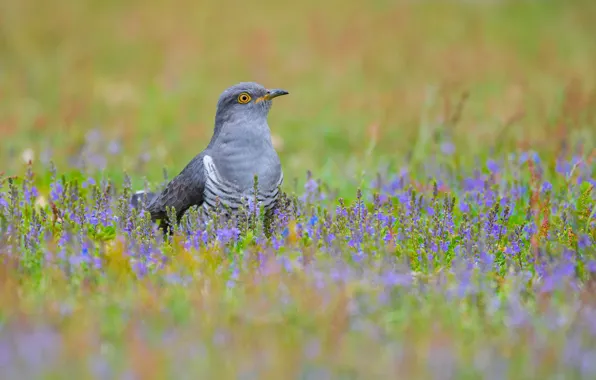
xmin=201 ymin=155 xmax=282 ymax=221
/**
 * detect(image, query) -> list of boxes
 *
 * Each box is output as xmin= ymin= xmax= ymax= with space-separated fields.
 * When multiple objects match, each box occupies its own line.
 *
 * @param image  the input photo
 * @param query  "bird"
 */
xmin=130 ymin=82 xmax=289 ymax=233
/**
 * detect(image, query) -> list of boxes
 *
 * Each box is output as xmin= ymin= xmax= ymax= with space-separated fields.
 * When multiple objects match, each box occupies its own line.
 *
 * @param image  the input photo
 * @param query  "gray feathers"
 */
xmin=202 ymin=154 xmax=283 ymax=215
xmin=146 ymin=152 xmax=208 ymax=222
xmin=131 ymin=82 xmax=289 ymax=230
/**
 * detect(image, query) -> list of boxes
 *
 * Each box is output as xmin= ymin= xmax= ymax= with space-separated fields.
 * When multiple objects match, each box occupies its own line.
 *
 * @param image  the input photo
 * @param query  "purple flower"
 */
xmin=107 ymin=140 xmax=121 ymax=155
xmin=397 ymin=191 xmax=411 ymax=213
xmin=82 ymin=177 xmax=96 ymax=189
xmin=305 ymin=178 xmax=318 ymax=194
xmin=50 ymin=181 xmax=64 ymax=202
xmin=88 ymin=212 xmax=99 ymax=226
xmin=531 ymin=151 xmax=541 ymax=164
xmin=216 ymin=227 xmax=240 ymax=244
xmin=440 ymin=240 xmax=449 ymax=252
xmin=427 ymin=206 xmax=435 ymax=216
xmin=375 ymin=212 xmax=393 ymax=228
xmin=541 ymin=181 xmax=553 ymax=193
xmin=388 ymin=170 xmax=408 ymax=194
xmin=300 ymin=177 xmax=319 ymax=203
xmin=486 ymin=159 xmax=500 ymax=174
xmin=279 ymin=256 xmax=293 ymax=273
xmin=523 ymin=222 xmax=538 ymax=238
xmin=556 ymin=159 xmax=571 ymax=176
xmin=463 ymin=177 xmax=484 ymax=192
xmin=226 ymin=264 xmax=240 ymax=288
xmin=23 ymin=185 xmax=39 ymax=204
xmin=505 ymin=297 xmax=529 ymax=328
xmin=459 ymin=200 xmax=470 ymax=213
xmin=244 ymin=196 xmax=260 ymax=214
xmin=578 ymin=234 xmax=592 ymax=250
xmin=87 ymin=153 xmax=107 ymax=170
xmin=133 ymin=261 xmax=149 ymax=277
xmin=271 ymin=236 xmax=284 ymax=250
xmin=504 ymin=241 xmax=521 ymax=256
xmin=382 ymin=270 xmax=412 ymax=288
xmin=85 ymin=128 xmax=102 ymax=143
xmin=383 ymin=230 xmax=393 ymax=244
xmin=440 ymin=141 xmax=455 ymax=156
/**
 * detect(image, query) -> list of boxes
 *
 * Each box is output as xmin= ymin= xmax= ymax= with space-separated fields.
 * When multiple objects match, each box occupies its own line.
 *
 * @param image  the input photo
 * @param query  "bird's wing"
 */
xmin=147 ymin=153 xmax=206 ymax=221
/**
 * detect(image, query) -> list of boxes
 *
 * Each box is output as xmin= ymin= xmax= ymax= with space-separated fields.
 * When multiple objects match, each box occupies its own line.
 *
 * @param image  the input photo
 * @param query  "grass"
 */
xmin=1 ymin=0 xmax=596 ymax=378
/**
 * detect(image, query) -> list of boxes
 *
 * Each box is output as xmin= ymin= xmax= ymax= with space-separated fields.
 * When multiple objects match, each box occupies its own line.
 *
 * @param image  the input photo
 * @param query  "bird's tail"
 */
xmin=130 ymin=190 xmax=157 ymax=209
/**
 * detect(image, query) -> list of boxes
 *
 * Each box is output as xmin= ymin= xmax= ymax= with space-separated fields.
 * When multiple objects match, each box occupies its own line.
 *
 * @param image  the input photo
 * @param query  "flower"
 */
xmin=486 ymin=159 xmax=500 ymax=174
xmin=440 ymin=141 xmax=455 ymax=156
xmin=21 ymin=148 xmax=35 ymax=163
xmin=541 ymin=181 xmax=553 ymax=193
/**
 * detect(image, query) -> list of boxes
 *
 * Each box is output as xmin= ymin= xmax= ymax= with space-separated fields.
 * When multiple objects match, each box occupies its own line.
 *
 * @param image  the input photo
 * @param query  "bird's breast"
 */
xmin=202 ymin=153 xmax=282 ymax=215
xmin=213 ymin=139 xmax=281 ymax=188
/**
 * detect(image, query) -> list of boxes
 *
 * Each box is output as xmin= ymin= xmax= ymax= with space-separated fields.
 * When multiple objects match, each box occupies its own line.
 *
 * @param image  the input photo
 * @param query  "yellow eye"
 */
xmin=237 ymin=92 xmax=251 ymax=104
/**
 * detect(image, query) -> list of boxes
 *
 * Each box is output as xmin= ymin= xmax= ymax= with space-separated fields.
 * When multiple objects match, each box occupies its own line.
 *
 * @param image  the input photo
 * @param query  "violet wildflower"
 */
xmin=578 ymin=234 xmax=592 ymax=249
xmin=459 ymin=199 xmax=470 ymax=214
xmin=381 ymin=270 xmax=412 ymax=288
xmin=300 ymin=171 xmax=319 ymax=203
xmin=0 ymin=192 xmax=7 ymax=209
xmin=107 ymin=140 xmax=121 ymax=155
xmin=556 ymin=158 xmax=571 ymax=176
xmin=486 ymin=159 xmax=500 ymax=174
xmin=530 ymin=151 xmax=541 ymax=165
xmin=81 ymin=177 xmax=96 ymax=189
xmin=541 ymin=181 xmax=553 ymax=194
xmin=226 ymin=263 xmax=240 ymax=289
xmin=87 ymin=211 xmax=99 ymax=226
xmin=440 ymin=141 xmax=455 ymax=156
xmin=133 ymin=261 xmax=149 ymax=277
xmin=216 ymin=227 xmax=240 ymax=245
xmin=50 ymin=180 xmax=64 ymax=202
xmin=505 ymin=296 xmax=530 ymax=328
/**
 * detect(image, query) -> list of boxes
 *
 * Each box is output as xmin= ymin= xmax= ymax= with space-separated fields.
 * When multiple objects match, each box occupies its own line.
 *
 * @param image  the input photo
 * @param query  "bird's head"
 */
xmin=214 ymin=82 xmax=289 ymax=127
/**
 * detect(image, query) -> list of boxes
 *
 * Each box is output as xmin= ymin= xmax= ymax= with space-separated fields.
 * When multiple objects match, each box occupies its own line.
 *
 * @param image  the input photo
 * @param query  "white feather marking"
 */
xmin=203 ymin=155 xmax=223 ymax=186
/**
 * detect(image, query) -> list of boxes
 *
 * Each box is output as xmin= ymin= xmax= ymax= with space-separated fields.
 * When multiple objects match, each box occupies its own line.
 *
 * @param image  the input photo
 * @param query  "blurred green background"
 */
xmin=1 ymin=0 xmax=595 ymax=191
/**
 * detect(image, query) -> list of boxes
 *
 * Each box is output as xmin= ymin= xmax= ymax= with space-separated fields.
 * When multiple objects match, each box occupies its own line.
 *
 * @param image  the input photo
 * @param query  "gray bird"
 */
xmin=131 ymin=82 xmax=289 ymax=231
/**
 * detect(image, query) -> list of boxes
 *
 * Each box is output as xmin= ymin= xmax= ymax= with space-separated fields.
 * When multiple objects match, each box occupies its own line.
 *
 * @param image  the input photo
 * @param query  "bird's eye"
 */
xmin=237 ymin=93 xmax=251 ymax=104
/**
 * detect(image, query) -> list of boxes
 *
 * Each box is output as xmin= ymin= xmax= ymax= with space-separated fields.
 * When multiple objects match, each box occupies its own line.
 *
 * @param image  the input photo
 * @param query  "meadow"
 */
xmin=1 ymin=0 xmax=596 ymax=378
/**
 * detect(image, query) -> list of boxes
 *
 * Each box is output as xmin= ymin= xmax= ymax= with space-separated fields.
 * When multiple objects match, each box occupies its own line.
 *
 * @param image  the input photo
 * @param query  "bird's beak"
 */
xmin=256 ymin=89 xmax=289 ymax=103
